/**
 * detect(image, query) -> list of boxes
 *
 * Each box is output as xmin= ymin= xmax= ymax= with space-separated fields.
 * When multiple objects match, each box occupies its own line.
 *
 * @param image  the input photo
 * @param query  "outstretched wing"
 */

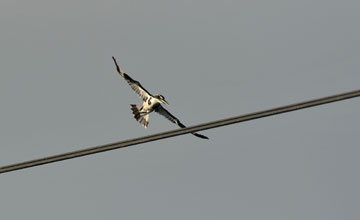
xmin=155 ymin=105 xmax=209 ymax=139
xmin=112 ymin=56 xmax=152 ymax=101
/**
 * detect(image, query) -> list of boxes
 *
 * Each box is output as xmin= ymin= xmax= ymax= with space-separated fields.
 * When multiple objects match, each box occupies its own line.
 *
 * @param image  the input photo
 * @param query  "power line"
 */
xmin=1 ymin=89 xmax=359 ymax=174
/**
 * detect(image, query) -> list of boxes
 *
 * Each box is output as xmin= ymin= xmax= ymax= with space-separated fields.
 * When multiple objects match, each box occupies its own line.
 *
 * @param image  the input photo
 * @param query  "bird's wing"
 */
xmin=112 ymin=56 xmax=152 ymax=101
xmin=155 ymin=105 xmax=209 ymax=139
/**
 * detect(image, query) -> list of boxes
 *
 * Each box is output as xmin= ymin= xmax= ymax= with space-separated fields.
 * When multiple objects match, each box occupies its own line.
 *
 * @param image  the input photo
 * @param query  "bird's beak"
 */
xmin=162 ymin=100 xmax=169 ymax=105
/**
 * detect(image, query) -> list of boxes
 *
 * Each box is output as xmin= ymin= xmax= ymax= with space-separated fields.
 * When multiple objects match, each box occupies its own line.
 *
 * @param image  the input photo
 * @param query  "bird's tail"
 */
xmin=130 ymin=104 xmax=149 ymax=128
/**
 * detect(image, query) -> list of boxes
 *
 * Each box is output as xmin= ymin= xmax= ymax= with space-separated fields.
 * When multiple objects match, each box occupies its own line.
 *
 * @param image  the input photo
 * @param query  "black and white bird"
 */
xmin=112 ymin=56 xmax=208 ymax=139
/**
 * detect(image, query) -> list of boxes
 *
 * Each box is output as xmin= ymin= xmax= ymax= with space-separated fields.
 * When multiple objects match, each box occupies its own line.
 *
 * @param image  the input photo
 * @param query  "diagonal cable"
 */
xmin=1 ymin=89 xmax=359 ymax=174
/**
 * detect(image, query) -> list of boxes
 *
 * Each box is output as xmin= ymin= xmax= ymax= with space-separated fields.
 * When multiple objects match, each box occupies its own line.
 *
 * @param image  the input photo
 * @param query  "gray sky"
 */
xmin=1 ymin=0 xmax=359 ymax=219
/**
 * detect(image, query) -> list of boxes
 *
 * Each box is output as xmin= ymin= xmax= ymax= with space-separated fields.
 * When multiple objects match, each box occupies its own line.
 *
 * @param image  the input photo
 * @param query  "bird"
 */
xmin=112 ymin=56 xmax=208 ymax=139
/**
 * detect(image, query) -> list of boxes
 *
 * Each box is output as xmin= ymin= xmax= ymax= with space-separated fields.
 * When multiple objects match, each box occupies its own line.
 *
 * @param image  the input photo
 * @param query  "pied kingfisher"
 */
xmin=112 ymin=56 xmax=208 ymax=139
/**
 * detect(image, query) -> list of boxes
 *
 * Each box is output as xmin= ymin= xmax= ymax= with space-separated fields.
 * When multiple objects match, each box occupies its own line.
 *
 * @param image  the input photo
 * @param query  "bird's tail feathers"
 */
xmin=130 ymin=104 xmax=149 ymax=128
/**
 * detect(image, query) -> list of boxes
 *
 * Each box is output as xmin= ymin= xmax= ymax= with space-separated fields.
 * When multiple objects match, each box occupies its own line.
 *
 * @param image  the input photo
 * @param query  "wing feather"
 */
xmin=112 ymin=56 xmax=152 ymax=101
xmin=155 ymin=105 xmax=209 ymax=139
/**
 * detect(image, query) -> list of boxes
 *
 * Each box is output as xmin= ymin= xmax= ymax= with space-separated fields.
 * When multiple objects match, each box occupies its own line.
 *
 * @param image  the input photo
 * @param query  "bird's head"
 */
xmin=154 ymin=94 xmax=169 ymax=105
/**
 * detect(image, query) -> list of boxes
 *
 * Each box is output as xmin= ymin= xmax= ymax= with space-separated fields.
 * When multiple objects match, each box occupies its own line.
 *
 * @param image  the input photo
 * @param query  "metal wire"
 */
xmin=1 ymin=89 xmax=359 ymax=174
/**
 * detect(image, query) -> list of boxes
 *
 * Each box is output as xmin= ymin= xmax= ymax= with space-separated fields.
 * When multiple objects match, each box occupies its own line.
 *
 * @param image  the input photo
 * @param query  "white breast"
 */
xmin=142 ymin=97 xmax=160 ymax=112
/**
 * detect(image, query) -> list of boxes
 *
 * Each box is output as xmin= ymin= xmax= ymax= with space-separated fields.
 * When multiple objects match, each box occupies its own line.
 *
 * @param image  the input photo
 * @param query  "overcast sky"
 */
xmin=1 ymin=0 xmax=360 ymax=219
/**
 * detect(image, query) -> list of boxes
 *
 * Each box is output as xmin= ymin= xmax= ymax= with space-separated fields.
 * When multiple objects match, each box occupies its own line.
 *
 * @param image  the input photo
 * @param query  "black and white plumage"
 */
xmin=112 ymin=56 xmax=208 ymax=139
